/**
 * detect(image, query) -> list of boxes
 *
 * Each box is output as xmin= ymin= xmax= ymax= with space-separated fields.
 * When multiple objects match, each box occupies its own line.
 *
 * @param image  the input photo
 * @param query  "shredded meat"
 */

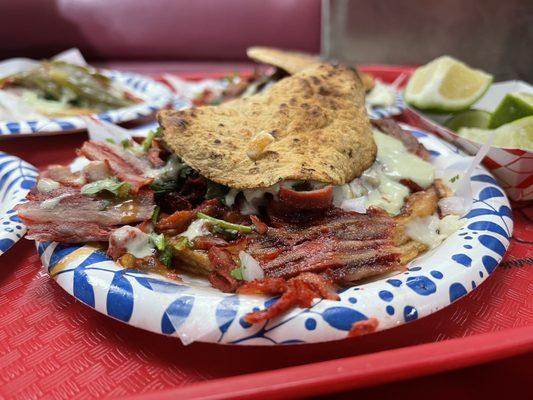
xmin=250 ymin=215 xmax=268 ymax=234
xmin=372 ymin=118 xmax=431 ymax=160
xmin=156 ymin=210 xmax=196 ymax=232
xmin=348 ymin=317 xmax=379 ymax=337
xmin=41 ymin=165 xmax=85 ymax=186
xmin=16 ymin=187 xmax=155 ymax=242
xmin=80 ymin=141 xmax=153 ymax=192
xmin=159 ymin=192 xmax=192 ymax=214
xmin=156 ymin=198 xmax=222 ymax=233
xmin=193 ymin=236 xmax=229 ymax=250
xmin=207 ymin=247 xmax=241 ymax=293
xmin=399 ymin=179 xmax=423 ymax=193
xmin=238 ymin=273 xmax=339 ymax=323
xmin=147 ymin=148 xmax=165 ymax=168
xmin=21 ymin=222 xmax=113 ymax=242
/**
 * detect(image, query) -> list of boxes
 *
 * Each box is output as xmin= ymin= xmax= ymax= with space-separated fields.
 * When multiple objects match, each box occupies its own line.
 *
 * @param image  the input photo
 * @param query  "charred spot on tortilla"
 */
xmin=158 ymin=63 xmax=376 ymax=189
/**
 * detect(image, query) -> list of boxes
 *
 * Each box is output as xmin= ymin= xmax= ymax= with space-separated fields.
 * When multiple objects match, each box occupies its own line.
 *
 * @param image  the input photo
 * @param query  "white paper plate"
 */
xmin=35 ymin=125 xmax=512 ymax=345
xmin=0 ymin=70 xmax=174 ymax=137
xmin=0 ymin=152 xmax=37 ymax=255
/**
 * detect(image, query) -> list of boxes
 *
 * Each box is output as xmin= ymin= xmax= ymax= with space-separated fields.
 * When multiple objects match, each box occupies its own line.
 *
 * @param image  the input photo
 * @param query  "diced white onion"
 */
xmin=224 ymin=188 xmax=239 ymax=207
xmin=36 ymin=178 xmax=60 ymax=193
xmin=406 ymin=213 xmax=465 ymax=249
xmin=239 ymin=251 xmax=264 ymax=281
xmin=69 ymin=156 xmax=91 ymax=173
xmin=340 ymin=197 xmax=367 ymax=214
xmin=438 ymin=196 xmax=466 ymax=216
xmin=40 ymin=193 xmax=70 ymax=209
xmin=406 ymin=215 xmax=442 ymax=249
xmin=365 ymin=80 xmax=395 ymax=108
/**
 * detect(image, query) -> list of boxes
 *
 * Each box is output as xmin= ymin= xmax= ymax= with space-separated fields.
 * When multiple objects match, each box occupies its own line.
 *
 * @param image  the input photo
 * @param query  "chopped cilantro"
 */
xmin=151 ymin=206 xmax=160 ymax=225
xmin=141 ymin=127 xmax=161 ymax=151
xmin=159 ymin=247 xmax=173 ymax=266
xmin=80 ymin=178 xmax=131 ymax=198
xmin=149 ymin=180 xmax=179 ymax=194
xmin=172 ymin=236 xmax=191 ymax=251
xmin=150 ymin=233 xmax=167 ymax=251
xmin=121 ymin=139 xmax=132 ymax=149
xmin=211 ymin=225 xmax=238 ymax=239
xmin=197 ymin=212 xmax=253 ymax=233
xmin=149 ymin=233 xmax=173 ymax=266
xmin=230 ymin=267 xmax=243 ymax=280
xmin=450 ymin=175 xmax=460 ymax=183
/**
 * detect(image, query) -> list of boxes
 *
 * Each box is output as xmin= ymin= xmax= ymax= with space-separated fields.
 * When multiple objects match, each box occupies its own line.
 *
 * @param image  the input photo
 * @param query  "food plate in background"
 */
xmin=35 ymin=125 xmax=512 ymax=345
xmin=0 ymin=152 xmax=37 ymax=255
xmin=405 ymin=81 xmax=533 ymax=201
xmin=0 ymin=70 xmax=174 ymax=137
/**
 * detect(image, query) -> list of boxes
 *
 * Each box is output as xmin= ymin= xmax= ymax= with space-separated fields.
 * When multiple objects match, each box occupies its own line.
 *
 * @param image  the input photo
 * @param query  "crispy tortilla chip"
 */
xmin=159 ymin=63 xmax=376 ymax=189
xmin=247 ymin=46 xmax=375 ymax=92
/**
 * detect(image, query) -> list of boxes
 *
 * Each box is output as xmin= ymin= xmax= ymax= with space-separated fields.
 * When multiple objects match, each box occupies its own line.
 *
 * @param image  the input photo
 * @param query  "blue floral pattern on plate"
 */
xmin=36 ymin=125 xmax=512 ymax=345
xmin=0 ymin=152 xmax=38 ymax=255
xmin=367 ymin=90 xmax=406 ymax=119
xmin=0 ymin=70 xmax=174 ymax=136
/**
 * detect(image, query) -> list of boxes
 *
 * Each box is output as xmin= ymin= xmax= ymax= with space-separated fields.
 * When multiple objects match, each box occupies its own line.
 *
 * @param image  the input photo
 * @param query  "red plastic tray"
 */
xmin=0 ymin=66 xmax=532 ymax=400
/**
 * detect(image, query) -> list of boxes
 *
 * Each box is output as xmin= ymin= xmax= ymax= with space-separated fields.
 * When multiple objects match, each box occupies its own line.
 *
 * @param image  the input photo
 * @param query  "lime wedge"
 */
xmin=457 ymin=115 xmax=533 ymax=151
xmin=405 ymin=56 xmax=493 ymax=113
xmin=489 ymin=92 xmax=533 ymax=128
xmin=444 ymin=109 xmax=491 ymax=131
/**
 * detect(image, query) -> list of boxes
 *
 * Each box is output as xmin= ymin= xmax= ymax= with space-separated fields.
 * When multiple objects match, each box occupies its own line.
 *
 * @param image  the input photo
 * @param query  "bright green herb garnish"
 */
xmin=81 ymin=178 xmax=131 ymax=198
xmin=141 ymin=128 xmax=161 ymax=151
xmin=230 ymin=267 xmax=244 ymax=280
xmin=149 ymin=233 xmax=173 ymax=266
xmin=196 ymin=212 xmax=253 ymax=233
xmin=172 ymin=236 xmax=191 ymax=251
xmin=151 ymin=206 xmax=160 ymax=225
xmin=450 ymin=175 xmax=460 ymax=183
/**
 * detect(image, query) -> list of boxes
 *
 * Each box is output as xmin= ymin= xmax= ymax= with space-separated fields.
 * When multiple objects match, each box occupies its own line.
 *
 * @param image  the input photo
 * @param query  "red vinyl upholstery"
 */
xmin=0 ymin=0 xmax=321 ymax=61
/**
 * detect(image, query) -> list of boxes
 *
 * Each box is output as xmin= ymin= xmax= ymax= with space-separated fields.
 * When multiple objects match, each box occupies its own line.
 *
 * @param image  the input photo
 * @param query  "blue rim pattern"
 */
xmin=0 ymin=70 xmax=174 ymax=136
xmin=0 ymin=152 xmax=38 ymax=255
xmin=35 ymin=125 xmax=512 ymax=345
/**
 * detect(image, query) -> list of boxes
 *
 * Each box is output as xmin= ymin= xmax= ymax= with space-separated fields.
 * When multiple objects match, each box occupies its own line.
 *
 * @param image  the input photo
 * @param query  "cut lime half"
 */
xmin=458 ymin=115 xmax=533 ymax=151
xmin=444 ymin=109 xmax=491 ymax=131
xmin=489 ymin=92 xmax=533 ymax=128
xmin=405 ymin=56 xmax=493 ymax=113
